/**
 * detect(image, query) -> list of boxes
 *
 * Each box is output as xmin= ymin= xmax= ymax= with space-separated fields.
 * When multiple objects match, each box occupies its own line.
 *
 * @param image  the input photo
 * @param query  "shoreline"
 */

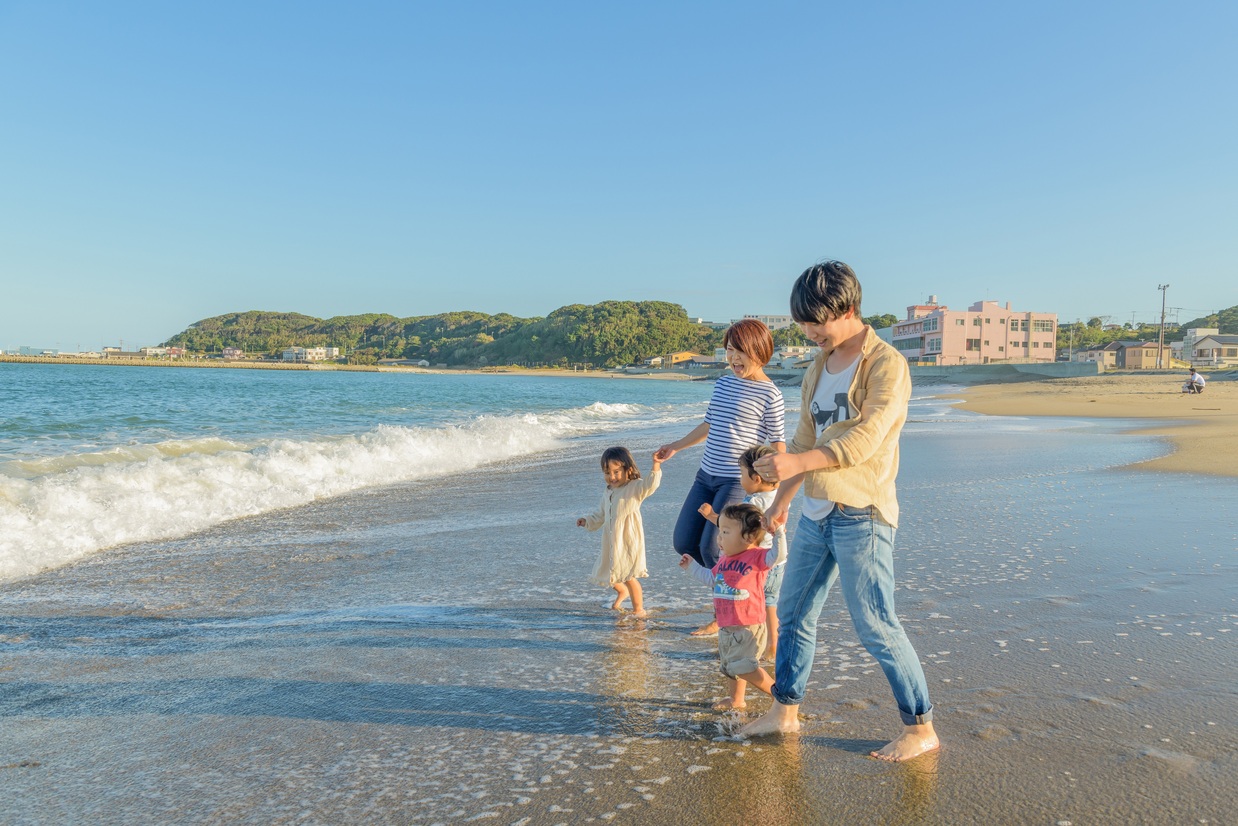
xmin=0 ymin=354 xmax=696 ymax=380
xmin=950 ymin=372 xmax=1237 ymax=477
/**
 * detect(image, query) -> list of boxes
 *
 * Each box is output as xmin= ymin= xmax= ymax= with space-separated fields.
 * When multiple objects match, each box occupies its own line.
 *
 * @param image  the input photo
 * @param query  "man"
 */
xmin=1183 ymin=369 xmax=1206 ymax=394
xmin=740 ymin=261 xmax=938 ymax=762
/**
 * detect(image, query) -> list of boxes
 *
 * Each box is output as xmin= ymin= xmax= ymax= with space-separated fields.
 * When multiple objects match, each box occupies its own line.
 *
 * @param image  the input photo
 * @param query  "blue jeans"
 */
xmin=672 ymin=469 xmax=745 ymax=568
xmin=774 ymin=507 xmax=933 ymax=725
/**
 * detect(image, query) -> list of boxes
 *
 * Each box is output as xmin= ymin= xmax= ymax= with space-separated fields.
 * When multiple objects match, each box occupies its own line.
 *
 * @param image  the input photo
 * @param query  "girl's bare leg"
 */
xmin=611 ymin=582 xmax=629 ymax=611
xmin=625 ymin=579 xmax=645 ymax=618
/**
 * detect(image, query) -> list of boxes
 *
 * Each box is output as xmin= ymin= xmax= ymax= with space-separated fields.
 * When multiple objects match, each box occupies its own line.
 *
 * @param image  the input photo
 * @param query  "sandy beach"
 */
xmin=953 ymin=371 xmax=1238 ymax=477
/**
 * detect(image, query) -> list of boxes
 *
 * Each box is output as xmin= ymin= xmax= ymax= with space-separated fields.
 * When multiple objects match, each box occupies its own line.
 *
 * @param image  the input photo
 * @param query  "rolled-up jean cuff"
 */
xmin=900 ymin=706 xmax=933 ymax=726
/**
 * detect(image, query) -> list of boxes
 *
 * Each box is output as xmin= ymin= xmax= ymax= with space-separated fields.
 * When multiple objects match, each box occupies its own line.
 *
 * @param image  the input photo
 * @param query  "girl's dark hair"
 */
xmin=720 ymin=503 xmax=766 ymax=543
xmin=790 ymin=260 xmax=863 ymax=323
xmin=723 ymin=318 xmax=775 ymax=366
xmin=600 ymin=446 xmax=640 ymax=480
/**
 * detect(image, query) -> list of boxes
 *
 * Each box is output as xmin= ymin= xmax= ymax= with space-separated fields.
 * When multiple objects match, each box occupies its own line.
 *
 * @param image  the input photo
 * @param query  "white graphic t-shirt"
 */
xmin=800 ymin=356 xmax=860 ymax=521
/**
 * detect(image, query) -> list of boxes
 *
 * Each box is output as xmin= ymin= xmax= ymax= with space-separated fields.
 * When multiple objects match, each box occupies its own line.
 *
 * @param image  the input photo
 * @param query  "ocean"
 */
xmin=1 ymin=362 xmax=1234 ymax=824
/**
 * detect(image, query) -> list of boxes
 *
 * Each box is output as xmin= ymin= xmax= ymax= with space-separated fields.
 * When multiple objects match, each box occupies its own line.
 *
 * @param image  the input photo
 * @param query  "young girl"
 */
xmin=577 ymin=447 xmax=662 ymax=618
xmin=679 ymin=503 xmax=778 ymax=710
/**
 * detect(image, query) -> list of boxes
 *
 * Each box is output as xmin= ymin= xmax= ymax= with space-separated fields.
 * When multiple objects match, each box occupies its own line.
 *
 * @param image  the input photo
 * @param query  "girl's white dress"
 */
xmin=583 ymin=468 xmax=661 ymax=586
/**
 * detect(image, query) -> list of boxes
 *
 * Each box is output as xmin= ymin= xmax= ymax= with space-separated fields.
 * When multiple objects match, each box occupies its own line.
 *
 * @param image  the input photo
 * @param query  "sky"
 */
xmin=1 ymin=1 xmax=1235 ymax=350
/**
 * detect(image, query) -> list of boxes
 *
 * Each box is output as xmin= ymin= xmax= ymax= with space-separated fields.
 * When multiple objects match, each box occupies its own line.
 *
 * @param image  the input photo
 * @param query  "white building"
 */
xmin=283 ymin=347 xmax=330 ymax=362
xmin=735 ymin=314 xmax=796 ymax=331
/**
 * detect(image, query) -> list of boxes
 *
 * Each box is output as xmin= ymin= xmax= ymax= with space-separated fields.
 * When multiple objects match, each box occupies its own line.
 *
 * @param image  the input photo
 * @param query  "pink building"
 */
xmin=891 ymin=298 xmax=1057 ymax=365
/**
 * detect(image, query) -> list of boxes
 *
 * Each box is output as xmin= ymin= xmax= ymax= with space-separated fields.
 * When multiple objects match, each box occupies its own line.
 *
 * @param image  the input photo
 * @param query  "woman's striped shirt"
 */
xmin=700 ymin=374 xmax=786 ymax=477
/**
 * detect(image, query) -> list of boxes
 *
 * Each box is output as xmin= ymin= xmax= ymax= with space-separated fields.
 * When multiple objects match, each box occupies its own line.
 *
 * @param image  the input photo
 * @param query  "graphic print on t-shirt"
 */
xmin=712 ymin=572 xmax=750 ymax=602
xmin=811 ymin=392 xmax=851 ymax=432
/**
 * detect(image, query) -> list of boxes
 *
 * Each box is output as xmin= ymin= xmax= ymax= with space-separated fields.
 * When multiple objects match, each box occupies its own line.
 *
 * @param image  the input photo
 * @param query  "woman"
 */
xmin=654 ymin=318 xmax=785 ymax=635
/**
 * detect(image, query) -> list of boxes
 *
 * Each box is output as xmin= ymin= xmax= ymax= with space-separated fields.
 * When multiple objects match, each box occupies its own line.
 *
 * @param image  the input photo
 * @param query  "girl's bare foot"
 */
xmin=610 ymin=596 xmax=626 ymax=611
xmin=871 ymin=722 xmax=940 ymax=762
xmin=712 ymin=698 xmax=746 ymax=711
xmin=690 ymin=620 xmax=719 ymax=637
xmin=738 ymin=700 xmax=800 ymax=737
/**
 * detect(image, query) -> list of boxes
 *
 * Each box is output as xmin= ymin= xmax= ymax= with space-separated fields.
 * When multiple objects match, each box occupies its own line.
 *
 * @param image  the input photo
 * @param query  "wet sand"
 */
xmin=953 ymin=371 xmax=1238 ymax=477
xmin=1 ymin=420 xmax=1236 ymax=823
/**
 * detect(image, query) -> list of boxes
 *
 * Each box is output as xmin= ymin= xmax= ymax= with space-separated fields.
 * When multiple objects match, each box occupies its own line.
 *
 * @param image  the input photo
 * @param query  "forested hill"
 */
xmin=164 ymin=301 xmax=726 ymax=367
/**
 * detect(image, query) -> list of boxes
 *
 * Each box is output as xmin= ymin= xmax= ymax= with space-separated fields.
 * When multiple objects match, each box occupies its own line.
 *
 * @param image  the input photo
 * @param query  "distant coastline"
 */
xmin=0 ymin=354 xmax=696 ymax=380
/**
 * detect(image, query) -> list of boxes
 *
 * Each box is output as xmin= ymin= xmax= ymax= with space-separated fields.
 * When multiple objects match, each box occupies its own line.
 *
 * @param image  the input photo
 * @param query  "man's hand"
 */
xmin=753 ymin=451 xmax=805 ymax=484
xmin=764 ymin=501 xmax=790 ymax=534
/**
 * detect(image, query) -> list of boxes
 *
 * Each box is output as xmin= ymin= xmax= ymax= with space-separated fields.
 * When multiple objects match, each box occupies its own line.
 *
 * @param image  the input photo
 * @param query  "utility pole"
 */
xmin=1156 ymin=284 xmax=1169 ymax=369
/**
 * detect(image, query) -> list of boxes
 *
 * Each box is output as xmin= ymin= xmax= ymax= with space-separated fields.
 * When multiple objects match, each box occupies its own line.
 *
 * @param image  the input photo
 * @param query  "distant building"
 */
xmin=1118 ymin=342 xmax=1162 ymax=370
xmin=691 ymin=318 xmax=731 ymax=331
xmin=17 ymin=346 xmax=59 ymax=357
xmin=771 ymin=346 xmax=816 ymax=369
xmin=283 ymin=346 xmax=330 ymax=362
xmin=735 ymin=314 xmax=796 ymax=331
xmin=891 ymin=297 xmax=1057 ymax=365
xmin=1189 ymin=333 xmax=1238 ymax=368
xmin=222 ymin=347 xmax=244 ymax=360
xmin=102 ymin=348 xmax=143 ymax=359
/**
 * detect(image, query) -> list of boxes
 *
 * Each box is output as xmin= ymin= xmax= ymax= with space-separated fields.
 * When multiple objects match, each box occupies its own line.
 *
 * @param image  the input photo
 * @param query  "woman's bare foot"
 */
xmin=690 ymin=620 xmax=719 ymax=637
xmin=712 ymin=698 xmax=746 ymax=711
xmin=871 ymin=722 xmax=939 ymax=762
xmin=738 ymin=700 xmax=800 ymax=737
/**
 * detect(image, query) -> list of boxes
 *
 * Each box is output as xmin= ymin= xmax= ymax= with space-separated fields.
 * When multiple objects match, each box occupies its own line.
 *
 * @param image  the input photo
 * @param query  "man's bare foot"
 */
xmin=871 ymin=722 xmax=939 ymax=762
xmin=738 ymin=700 xmax=800 ymax=737
xmin=690 ymin=620 xmax=719 ymax=637
xmin=712 ymin=698 xmax=746 ymax=711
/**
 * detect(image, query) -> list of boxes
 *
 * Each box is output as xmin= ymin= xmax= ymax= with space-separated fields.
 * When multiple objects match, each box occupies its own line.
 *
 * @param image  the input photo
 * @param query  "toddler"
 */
xmin=698 ymin=445 xmax=787 ymax=660
xmin=578 ymin=446 xmax=662 ymax=618
xmin=680 ymin=503 xmax=778 ymax=710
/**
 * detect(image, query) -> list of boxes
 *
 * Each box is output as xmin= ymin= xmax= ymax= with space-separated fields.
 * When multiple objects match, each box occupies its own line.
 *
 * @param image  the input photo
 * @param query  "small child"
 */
xmin=698 ymin=445 xmax=787 ymax=661
xmin=680 ymin=503 xmax=778 ymax=710
xmin=578 ymin=446 xmax=662 ymax=618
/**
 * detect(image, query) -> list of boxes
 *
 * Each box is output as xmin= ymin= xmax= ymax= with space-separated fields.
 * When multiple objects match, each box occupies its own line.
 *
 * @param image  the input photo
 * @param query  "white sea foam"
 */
xmin=0 ymin=403 xmax=657 ymax=581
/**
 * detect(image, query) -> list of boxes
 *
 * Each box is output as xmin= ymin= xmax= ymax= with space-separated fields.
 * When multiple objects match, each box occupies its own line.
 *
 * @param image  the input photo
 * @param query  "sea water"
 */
xmin=0 ymin=364 xmax=708 ymax=580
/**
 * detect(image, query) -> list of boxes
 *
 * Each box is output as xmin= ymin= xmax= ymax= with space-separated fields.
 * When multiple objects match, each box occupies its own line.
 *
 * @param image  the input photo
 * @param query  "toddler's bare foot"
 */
xmin=711 ymin=698 xmax=746 ymax=711
xmin=690 ymin=620 xmax=719 ymax=637
xmin=610 ymin=597 xmax=626 ymax=611
xmin=871 ymin=723 xmax=939 ymax=762
xmin=738 ymin=700 xmax=800 ymax=737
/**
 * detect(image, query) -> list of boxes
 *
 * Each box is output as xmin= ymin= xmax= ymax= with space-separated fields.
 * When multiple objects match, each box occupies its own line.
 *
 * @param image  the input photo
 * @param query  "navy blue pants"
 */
xmin=672 ymin=469 xmax=745 ymax=568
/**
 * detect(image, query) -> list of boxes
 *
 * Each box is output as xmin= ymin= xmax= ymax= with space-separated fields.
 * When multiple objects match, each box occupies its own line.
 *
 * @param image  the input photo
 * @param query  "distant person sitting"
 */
xmin=1182 ymin=369 xmax=1206 ymax=394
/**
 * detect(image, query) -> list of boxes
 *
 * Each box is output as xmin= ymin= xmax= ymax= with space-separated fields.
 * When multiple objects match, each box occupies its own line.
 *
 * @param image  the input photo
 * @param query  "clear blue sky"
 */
xmin=2 ymin=1 xmax=1234 ymax=350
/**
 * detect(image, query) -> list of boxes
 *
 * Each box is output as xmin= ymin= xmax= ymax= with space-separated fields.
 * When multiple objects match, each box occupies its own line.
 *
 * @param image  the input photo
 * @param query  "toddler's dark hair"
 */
xmin=739 ymin=444 xmax=777 ymax=478
xmin=721 ymin=503 xmax=766 ymax=543
xmin=600 ymin=446 xmax=640 ymax=480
